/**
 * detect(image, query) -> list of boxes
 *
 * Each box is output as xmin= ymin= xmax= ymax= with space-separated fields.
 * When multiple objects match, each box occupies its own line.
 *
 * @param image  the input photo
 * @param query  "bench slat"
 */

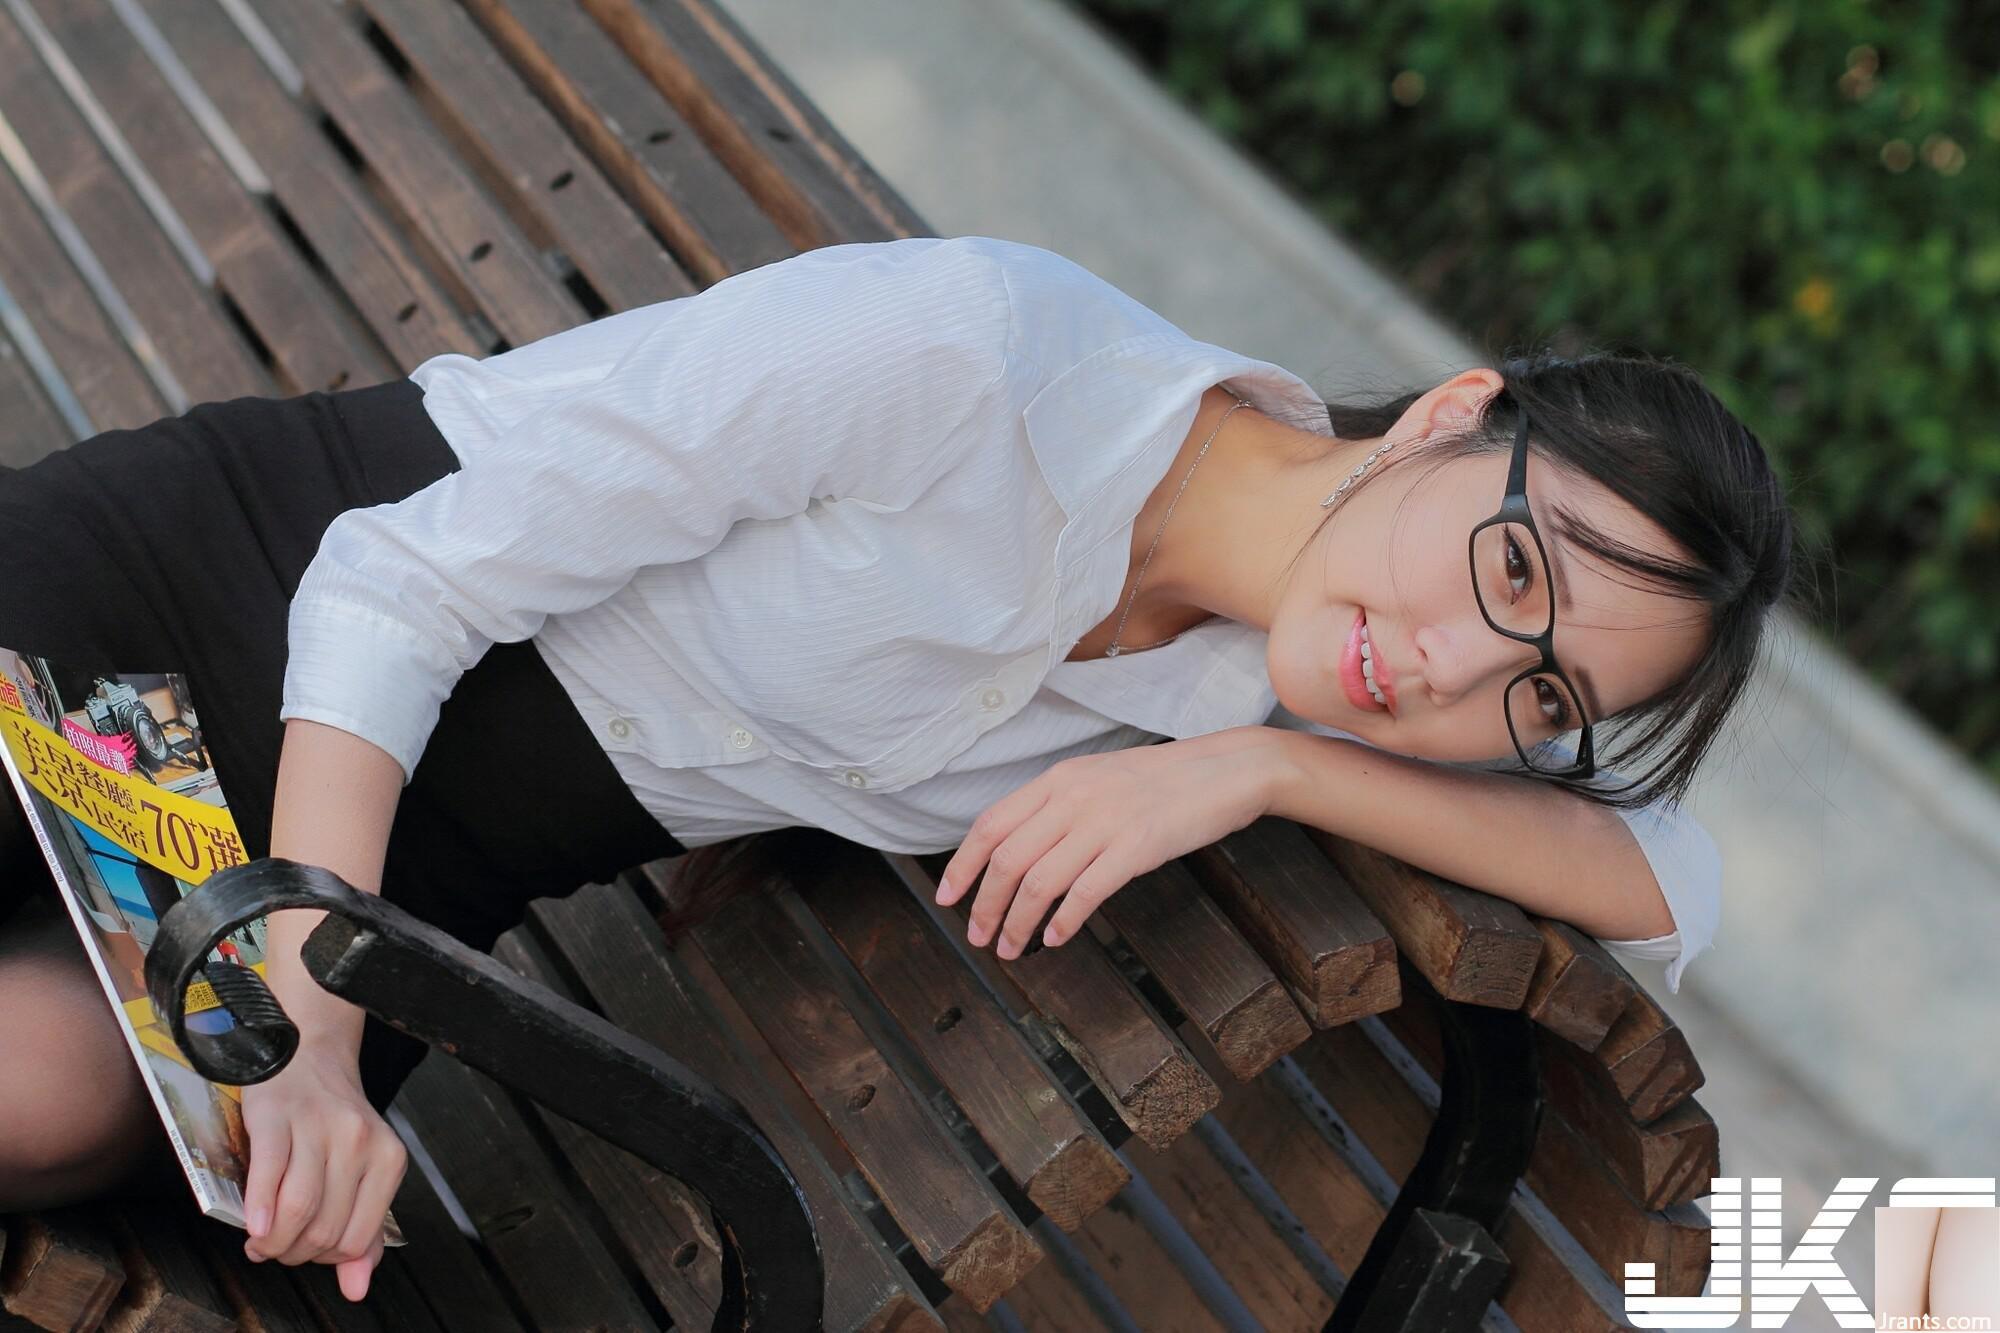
xmin=351 ymin=0 xmax=691 ymax=312
xmin=800 ymin=843 xmax=1130 ymax=1233
xmin=27 ymin=0 xmax=389 ymax=398
xmin=0 ymin=7 xmax=272 ymax=408
xmin=0 ymin=324 xmax=73 ymax=465
xmin=102 ymin=1203 xmax=236 ymax=1333
xmin=1121 ymin=1126 xmax=1339 ymax=1329
xmin=910 ymin=851 xmax=1221 ymax=1150
xmin=578 ymin=0 xmax=892 ymax=247
xmin=136 ymin=0 xmax=483 ymax=366
xmin=491 ymin=927 xmax=726 ymax=1329
xmin=691 ymin=881 xmax=1044 ymax=1314
xmin=1099 ymin=858 xmax=1314 ymax=1082
xmin=0 ymin=1210 xmax=125 ymax=1331
xmin=253 ymin=0 xmax=585 ymax=347
xmin=1591 ymin=983 xmax=1706 ymax=1125
xmin=0 ymin=159 xmax=161 ymax=439
xmin=1299 ymin=826 xmax=1544 ymax=1008
xmin=1522 ymin=918 xmax=1636 ymax=1051
xmin=455 ymin=0 xmax=792 ymax=284
xmin=394 ymin=1053 xmax=663 ymax=1330
xmin=1184 ymin=817 xmax=1400 ymax=1027
xmin=530 ymin=880 xmax=945 ymax=1333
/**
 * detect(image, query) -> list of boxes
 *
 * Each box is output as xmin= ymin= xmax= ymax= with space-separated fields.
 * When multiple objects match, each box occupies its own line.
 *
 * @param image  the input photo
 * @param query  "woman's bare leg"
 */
xmin=0 ymin=893 xmax=164 ymax=1210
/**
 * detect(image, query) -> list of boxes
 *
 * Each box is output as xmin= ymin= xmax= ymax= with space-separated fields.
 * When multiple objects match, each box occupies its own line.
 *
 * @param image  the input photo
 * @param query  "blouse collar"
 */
xmin=1025 ymin=333 xmax=1333 ymax=740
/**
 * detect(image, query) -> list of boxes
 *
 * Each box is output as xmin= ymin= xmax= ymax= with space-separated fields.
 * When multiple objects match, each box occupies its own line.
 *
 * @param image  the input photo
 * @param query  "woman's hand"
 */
xmin=239 ymin=1041 xmax=407 ymax=1302
xmin=935 ymin=726 xmax=1288 ymax=959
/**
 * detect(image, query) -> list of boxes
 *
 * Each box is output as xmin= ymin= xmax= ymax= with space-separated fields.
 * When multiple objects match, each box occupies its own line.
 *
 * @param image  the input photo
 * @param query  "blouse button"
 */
xmin=844 ymin=769 xmax=868 ymax=788
xmin=728 ymin=726 xmax=754 ymax=750
xmin=978 ymin=687 xmax=1005 ymax=712
xmin=607 ymin=717 xmax=631 ymax=740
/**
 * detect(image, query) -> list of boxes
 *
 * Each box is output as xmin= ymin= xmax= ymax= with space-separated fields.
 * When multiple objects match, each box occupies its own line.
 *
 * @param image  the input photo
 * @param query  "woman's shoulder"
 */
xmin=944 ymin=236 xmax=1193 ymax=373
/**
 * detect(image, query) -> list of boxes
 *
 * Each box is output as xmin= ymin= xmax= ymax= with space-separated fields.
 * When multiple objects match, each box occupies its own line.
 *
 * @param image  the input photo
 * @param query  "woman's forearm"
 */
xmin=1258 ymin=727 xmax=1676 ymax=941
xmin=262 ymin=718 xmax=405 ymax=1059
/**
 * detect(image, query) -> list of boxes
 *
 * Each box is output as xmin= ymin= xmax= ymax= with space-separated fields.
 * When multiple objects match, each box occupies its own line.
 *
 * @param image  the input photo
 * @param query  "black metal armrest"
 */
xmin=144 ymin=857 xmax=825 ymax=1332
xmin=1325 ymin=957 xmax=1543 ymax=1333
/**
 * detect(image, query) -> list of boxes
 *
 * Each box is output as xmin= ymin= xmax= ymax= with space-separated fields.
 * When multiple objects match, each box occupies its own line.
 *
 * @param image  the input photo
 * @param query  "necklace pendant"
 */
xmin=1103 ymin=644 xmax=1120 ymax=657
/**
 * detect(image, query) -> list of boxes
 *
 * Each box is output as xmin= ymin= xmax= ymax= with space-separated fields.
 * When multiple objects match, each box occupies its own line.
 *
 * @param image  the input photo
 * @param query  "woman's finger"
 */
xmin=280 ymin=1127 xmax=366 ymax=1267
xmin=240 ymin=1114 xmax=292 ymax=1258
xmin=937 ymin=770 xmax=1058 ymax=907
xmin=964 ymin=800 xmax=1067 ymax=949
xmin=992 ymin=830 xmax=1099 ymax=960
xmin=328 ymin=1136 xmax=408 ymax=1270
xmin=1040 ymin=842 xmax=1140 ymax=947
xmin=258 ymin=1135 xmax=326 ymax=1263
xmin=336 ymin=1233 xmax=385 ymax=1304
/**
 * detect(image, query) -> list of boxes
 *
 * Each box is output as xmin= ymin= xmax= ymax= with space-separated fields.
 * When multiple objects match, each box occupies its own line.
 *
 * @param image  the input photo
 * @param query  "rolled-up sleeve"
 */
xmin=280 ymin=237 xmax=1014 ymax=784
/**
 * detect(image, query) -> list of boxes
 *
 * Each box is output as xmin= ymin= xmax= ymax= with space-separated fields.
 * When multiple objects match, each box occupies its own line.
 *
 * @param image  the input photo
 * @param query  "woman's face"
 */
xmin=1265 ymin=426 xmax=1710 ymax=765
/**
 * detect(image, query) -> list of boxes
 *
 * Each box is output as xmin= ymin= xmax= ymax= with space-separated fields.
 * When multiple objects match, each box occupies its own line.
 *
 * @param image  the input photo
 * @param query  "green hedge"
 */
xmin=1067 ymin=0 xmax=2000 ymax=780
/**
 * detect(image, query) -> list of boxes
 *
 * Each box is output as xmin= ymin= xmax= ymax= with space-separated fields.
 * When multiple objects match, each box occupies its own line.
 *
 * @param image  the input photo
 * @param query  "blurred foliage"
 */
xmin=1067 ymin=0 xmax=2000 ymax=778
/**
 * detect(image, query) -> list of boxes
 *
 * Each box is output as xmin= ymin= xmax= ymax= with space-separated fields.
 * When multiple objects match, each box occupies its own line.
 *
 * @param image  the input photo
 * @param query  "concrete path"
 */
xmin=716 ymin=1 xmax=2000 ymax=1322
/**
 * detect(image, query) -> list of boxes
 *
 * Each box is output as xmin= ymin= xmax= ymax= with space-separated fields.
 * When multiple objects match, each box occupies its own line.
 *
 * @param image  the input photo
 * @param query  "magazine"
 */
xmin=0 ymin=643 xmax=400 ymax=1244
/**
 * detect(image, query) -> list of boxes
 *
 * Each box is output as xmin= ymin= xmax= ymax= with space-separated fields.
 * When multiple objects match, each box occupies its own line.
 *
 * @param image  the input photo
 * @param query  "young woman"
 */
xmin=0 ymin=233 xmax=1798 ymax=1300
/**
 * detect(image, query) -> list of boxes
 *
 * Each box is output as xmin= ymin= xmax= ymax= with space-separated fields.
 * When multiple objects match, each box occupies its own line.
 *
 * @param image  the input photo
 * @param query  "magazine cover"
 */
xmin=0 ymin=643 xmax=397 ymax=1244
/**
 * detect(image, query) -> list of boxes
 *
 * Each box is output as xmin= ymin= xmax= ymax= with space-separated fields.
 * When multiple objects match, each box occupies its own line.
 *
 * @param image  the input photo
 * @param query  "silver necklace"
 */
xmin=1102 ymin=393 xmax=1398 ymax=659
xmin=1102 ymin=393 xmax=1251 ymax=657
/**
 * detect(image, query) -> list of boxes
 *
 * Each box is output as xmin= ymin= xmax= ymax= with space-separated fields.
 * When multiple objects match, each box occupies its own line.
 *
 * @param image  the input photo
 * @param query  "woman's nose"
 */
xmin=1413 ymin=620 xmax=1542 ymax=705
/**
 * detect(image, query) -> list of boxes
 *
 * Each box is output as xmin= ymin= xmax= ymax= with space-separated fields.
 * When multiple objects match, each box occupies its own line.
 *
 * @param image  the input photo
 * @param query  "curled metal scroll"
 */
xmin=145 ymin=858 xmax=825 ymax=1331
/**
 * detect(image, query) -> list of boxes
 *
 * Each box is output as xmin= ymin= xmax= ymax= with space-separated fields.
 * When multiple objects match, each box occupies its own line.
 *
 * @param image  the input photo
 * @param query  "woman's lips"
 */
xmin=1339 ymin=607 xmax=1393 ymax=715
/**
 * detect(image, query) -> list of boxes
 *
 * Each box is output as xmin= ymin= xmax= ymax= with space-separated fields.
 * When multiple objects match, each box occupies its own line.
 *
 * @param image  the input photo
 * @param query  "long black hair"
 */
xmin=1270 ymin=345 xmax=1807 ymax=813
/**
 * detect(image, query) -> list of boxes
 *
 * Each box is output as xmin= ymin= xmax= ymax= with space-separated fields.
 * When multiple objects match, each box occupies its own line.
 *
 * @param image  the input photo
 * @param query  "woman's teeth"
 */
xmin=1359 ymin=621 xmax=1387 ymax=707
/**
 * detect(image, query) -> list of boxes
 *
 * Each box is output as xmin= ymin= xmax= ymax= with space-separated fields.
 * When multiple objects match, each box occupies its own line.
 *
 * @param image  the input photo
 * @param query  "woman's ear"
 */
xmin=1418 ymin=368 xmax=1506 ymax=438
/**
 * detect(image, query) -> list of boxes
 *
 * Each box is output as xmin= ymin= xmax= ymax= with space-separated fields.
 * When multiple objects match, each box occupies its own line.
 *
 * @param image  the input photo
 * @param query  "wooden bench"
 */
xmin=0 ymin=0 xmax=1720 ymax=1328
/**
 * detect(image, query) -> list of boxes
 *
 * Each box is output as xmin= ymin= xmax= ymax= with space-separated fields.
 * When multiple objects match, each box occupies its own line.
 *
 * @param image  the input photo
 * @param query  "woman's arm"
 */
xmin=263 ymin=718 xmax=402 ymax=1060
xmin=238 ymin=718 xmax=409 ymax=1301
xmin=1261 ymin=728 xmax=1676 ymax=941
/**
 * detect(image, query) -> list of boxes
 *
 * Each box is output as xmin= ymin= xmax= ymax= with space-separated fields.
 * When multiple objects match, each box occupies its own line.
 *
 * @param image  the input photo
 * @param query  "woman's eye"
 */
xmin=1503 ymin=532 xmax=1533 ymax=603
xmin=1532 ymin=677 xmax=1570 ymax=730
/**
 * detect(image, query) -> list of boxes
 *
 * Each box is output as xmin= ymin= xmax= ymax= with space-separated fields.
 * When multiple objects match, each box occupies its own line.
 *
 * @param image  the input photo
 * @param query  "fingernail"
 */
xmin=1044 ymin=926 xmax=1062 ymax=946
xmin=249 ymin=1206 xmax=269 ymax=1237
xmin=935 ymin=875 xmax=951 ymax=902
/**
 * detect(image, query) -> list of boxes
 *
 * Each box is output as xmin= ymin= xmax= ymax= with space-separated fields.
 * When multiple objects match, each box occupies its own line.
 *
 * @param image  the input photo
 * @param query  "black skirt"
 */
xmin=0 ymin=378 xmax=688 ymax=1111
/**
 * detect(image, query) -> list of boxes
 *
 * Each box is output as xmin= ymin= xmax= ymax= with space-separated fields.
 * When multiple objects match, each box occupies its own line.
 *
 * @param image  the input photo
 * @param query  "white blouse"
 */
xmin=279 ymin=234 xmax=1717 ymax=993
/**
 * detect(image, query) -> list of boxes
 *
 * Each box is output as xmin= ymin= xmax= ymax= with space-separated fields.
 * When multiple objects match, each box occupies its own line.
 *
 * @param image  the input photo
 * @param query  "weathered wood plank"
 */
xmin=101 ymin=1202 xmax=236 ymax=1333
xmin=1120 ymin=1128 xmax=1337 ymax=1329
xmin=577 ymin=0 xmax=888 ymax=248
xmin=1522 ymin=917 xmax=1635 ymax=1051
xmin=1182 ymin=816 xmax=1400 ymax=1027
xmin=1298 ymin=827 xmax=1543 ymax=1008
xmin=26 ymin=0 xmax=389 ymax=397
xmin=455 ymin=0 xmax=791 ymax=285
xmin=910 ymin=851 xmax=1220 ymax=1151
xmin=252 ymin=0 xmax=583 ymax=346
xmin=0 ymin=6 xmax=271 ymax=407
xmin=529 ymin=878 xmax=945 ymax=1333
xmin=0 ymin=1209 xmax=125 ymax=1331
xmin=639 ymin=0 xmax=930 ymax=240
xmin=135 ymin=0 xmax=482 ymax=366
xmin=349 ymin=0 xmax=690 ymax=312
xmin=490 ymin=927 xmax=725 ymax=1330
xmin=800 ymin=842 xmax=1128 ymax=1233
xmin=1098 ymin=858 xmax=1313 ymax=1082
xmin=691 ymin=881 xmax=1044 ymax=1313
xmin=394 ymin=1053 xmax=661 ymax=1330
xmin=0 ymin=152 xmax=160 ymax=437
xmin=0 ymin=320 xmax=70 ymax=465
xmin=1590 ymin=982 xmax=1705 ymax=1125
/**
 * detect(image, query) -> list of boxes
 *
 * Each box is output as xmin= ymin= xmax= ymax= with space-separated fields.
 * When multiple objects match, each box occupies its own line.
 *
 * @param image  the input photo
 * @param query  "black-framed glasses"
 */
xmin=1466 ymin=410 xmax=1597 ymax=779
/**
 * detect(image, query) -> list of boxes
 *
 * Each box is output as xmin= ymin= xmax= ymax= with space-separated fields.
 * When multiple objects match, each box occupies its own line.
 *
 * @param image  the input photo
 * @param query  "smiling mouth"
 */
xmin=1360 ymin=612 xmax=1393 ymax=710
